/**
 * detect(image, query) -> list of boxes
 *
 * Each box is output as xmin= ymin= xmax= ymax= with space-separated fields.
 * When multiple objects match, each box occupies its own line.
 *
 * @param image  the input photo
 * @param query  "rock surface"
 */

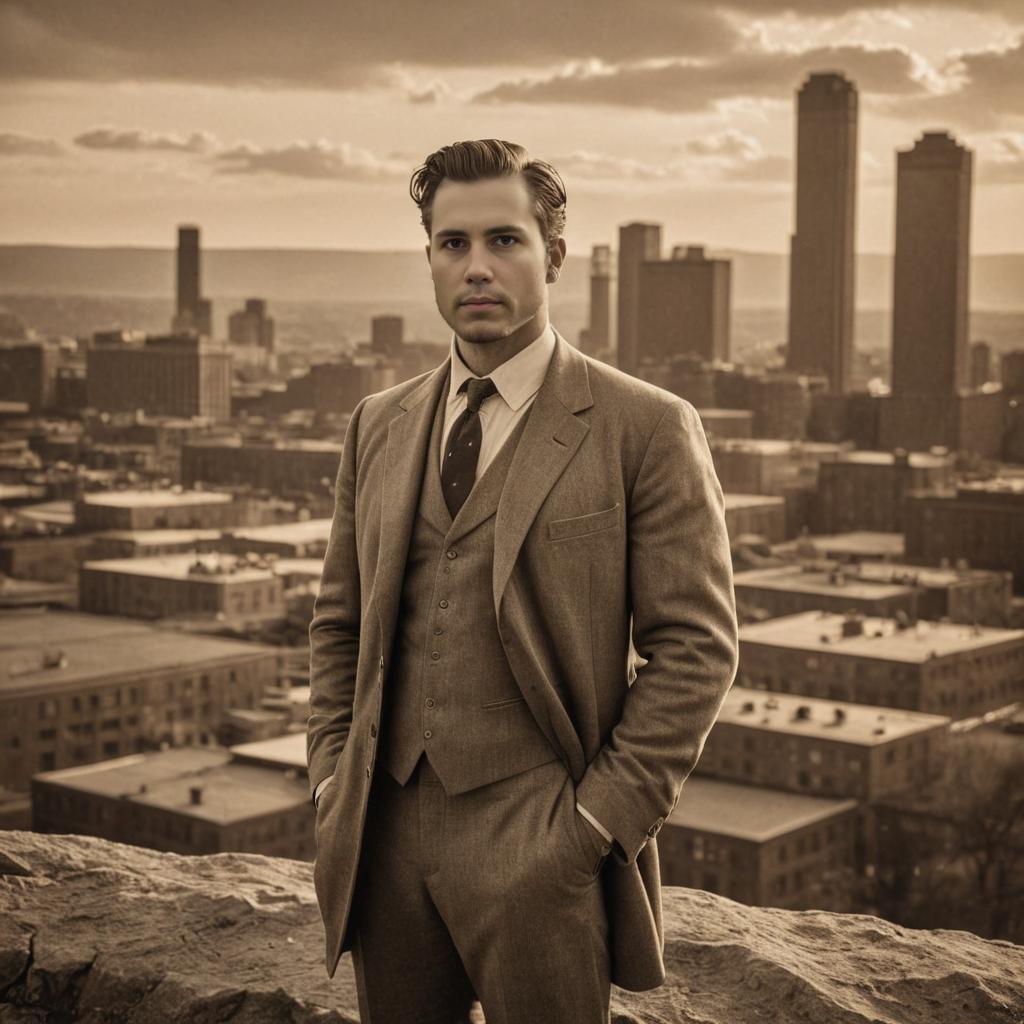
xmin=1 ymin=830 xmax=1023 ymax=1023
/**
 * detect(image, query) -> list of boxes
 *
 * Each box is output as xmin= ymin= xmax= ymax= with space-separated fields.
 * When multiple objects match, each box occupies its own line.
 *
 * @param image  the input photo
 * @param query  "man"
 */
xmin=307 ymin=139 xmax=739 ymax=1023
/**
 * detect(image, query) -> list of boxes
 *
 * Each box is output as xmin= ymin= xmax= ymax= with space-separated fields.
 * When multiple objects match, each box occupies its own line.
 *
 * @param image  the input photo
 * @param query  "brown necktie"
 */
xmin=442 ymin=376 xmax=498 ymax=518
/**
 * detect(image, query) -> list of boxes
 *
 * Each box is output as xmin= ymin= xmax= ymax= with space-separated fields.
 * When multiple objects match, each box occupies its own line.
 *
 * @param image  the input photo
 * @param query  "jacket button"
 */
xmin=425 ymin=698 xmax=435 ymax=709
xmin=439 ymin=599 xmax=449 ymax=608
xmin=446 ymin=550 xmax=457 ymax=559
xmin=424 ymin=730 xmax=432 ymax=739
xmin=431 ymin=651 xmax=440 ymax=660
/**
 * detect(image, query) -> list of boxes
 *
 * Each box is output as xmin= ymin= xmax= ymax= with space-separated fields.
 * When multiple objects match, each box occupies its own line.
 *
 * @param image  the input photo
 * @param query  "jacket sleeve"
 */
xmin=306 ymin=395 xmax=369 ymax=804
xmin=575 ymin=398 xmax=739 ymax=865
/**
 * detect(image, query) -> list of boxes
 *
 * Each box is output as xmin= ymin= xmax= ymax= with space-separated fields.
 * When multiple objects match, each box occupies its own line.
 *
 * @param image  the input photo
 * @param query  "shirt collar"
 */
xmin=448 ymin=322 xmax=556 ymax=413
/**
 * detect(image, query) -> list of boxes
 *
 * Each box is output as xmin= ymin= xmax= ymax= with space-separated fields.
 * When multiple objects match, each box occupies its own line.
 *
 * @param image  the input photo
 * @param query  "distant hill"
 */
xmin=0 ymin=245 xmax=1021 ymax=311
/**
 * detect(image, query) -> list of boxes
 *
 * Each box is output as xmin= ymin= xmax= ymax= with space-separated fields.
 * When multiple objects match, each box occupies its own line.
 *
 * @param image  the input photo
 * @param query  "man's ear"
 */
xmin=545 ymin=237 xmax=567 ymax=284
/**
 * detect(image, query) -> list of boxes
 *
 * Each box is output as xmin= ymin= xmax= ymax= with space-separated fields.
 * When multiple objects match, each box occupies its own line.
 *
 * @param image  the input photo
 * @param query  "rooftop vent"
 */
xmin=794 ymin=705 xmax=812 ymax=721
xmin=189 ymin=785 xmax=203 ymax=806
xmin=832 ymin=708 xmax=846 ymax=725
xmin=741 ymin=701 xmax=755 ymax=713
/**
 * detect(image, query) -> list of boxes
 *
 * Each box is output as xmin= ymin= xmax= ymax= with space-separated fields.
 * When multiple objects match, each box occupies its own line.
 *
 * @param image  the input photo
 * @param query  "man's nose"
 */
xmin=463 ymin=243 xmax=494 ymax=282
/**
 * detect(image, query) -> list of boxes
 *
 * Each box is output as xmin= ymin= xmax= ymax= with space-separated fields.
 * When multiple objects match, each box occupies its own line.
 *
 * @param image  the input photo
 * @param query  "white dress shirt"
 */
xmin=315 ymin=324 xmax=613 ymax=850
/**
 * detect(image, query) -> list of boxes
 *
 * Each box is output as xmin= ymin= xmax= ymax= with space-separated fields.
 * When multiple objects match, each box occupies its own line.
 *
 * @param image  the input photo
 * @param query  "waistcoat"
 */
xmin=378 ymin=368 xmax=560 ymax=793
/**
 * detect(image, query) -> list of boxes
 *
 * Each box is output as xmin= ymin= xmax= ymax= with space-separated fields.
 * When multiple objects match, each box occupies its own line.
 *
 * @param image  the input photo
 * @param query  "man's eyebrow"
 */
xmin=434 ymin=225 xmax=527 ymax=239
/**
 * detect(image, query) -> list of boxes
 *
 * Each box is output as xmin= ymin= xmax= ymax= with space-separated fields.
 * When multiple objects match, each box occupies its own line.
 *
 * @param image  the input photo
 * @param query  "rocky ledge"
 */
xmin=1 ymin=830 xmax=1023 ymax=1023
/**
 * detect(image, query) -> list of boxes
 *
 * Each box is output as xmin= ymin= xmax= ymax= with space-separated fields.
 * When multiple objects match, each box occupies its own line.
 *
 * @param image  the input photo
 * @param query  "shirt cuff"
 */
xmin=576 ymin=801 xmax=613 ymax=843
xmin=314 ymin=776 xmax=333 ymax=806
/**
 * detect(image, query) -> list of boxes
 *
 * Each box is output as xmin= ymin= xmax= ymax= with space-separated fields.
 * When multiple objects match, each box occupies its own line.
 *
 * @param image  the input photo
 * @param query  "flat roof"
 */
xmin=740 ymin=611 xmax=1024 ymax=662
xmin=92 ymin=528 xmax=224 ymax=545
xmin=229 ymin=731 xmax=307 ymax=770
xmin=0 ymin=610 xmax=278 ymax=696
xmin=81 ymin=553 xmax=275 ymax=583
xmin=229 ymin=519 xmax=333 ymax=544
xmin=724 ymin=494 xmax=786 ymax=511
xmin=734 ymin=566 xmax=914 ymax=600
xmin=836 ymin=450 xmax=952 ymax=468
xmin=35 ymin=746 xmax=309 ymax=822
xmin=80 ymin=489 xmax=233 ymax=508
xmin=711 ymin=439 xmax=847 ymax=456
xmin=715 ymin=685 xmax=950 ymax=744
xmin=668 ymin=777 xmax=859 ymax=842
xmin=772 ymin=531 xmax=904 ymax=558
xmin=696 ymin=408 xmax=754 ymax=419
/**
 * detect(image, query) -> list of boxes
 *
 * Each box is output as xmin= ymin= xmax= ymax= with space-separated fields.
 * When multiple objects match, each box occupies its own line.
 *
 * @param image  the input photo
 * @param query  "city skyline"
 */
xmin=0 ymin=2 xmax=1022 ymax=253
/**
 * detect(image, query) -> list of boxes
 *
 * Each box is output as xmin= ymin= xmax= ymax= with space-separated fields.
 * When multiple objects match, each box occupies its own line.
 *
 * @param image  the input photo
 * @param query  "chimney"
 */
xmin=189 ymin=785 xmax=203 ymax=805
xmin=832 ymin=707 xmax=846 ymax=725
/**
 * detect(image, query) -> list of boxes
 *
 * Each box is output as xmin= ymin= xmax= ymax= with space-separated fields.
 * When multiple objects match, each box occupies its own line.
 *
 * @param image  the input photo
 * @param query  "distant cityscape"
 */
xmin=1 ymin=69 xmax=1023 ymax=946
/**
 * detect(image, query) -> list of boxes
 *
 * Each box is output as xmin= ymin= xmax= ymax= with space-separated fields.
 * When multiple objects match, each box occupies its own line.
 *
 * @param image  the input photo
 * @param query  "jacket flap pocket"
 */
xmin=548 ymin=502 xmax=622 ymax=541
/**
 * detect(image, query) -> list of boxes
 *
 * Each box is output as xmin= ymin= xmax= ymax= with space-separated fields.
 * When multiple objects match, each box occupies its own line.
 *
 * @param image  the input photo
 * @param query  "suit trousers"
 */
xmin=348 ymin=752 xmax=612 ymax=1024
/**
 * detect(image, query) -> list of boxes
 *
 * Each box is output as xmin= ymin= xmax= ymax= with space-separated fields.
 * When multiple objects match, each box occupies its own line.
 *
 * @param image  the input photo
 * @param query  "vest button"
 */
xmin=425 ymin=698 xmax=435 ymax=709
xmin=433 ymin=628 xmax=443 ymax=636
xmin=439 ymin=599 xmax=449 ymax=608
xmin=446 ymin=550 xmax=457 ymax=559
xmin=424 ymin=730 xmax=432 ymax=739
xmin=431 ymin=651 xmax=440 ymax=660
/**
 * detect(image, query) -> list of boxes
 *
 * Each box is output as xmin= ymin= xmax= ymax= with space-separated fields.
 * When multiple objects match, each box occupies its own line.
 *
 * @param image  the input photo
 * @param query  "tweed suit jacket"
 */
xmin=306 ymin=328 xmax=739 ymax=991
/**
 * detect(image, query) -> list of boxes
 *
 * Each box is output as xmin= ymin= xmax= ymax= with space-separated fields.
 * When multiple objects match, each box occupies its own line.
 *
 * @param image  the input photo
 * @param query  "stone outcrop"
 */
xmin=1 ymin=830 xmax=1023 ymax=1023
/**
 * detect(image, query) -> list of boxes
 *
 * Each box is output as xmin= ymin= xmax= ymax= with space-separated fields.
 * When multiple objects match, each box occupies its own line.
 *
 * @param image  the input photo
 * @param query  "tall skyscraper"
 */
xmin=371 ymin=315 xmax=404 ymax=357
xmin=616 ymin=223 xmax=661 ymax=376
xmin=579 ymin=245 xmax=612 ymax=357
xmin=228 ymin=298 xmax=275 ymax=351
xmin=891 ymin=131 xmax=972 ymax=399
xmin=636 ymin=246 xmax=731 ymax=364
xmin=173 ymin=224 xmax=212 ymax=337
xmin=786 ymin=72 xmax=858 ymax=394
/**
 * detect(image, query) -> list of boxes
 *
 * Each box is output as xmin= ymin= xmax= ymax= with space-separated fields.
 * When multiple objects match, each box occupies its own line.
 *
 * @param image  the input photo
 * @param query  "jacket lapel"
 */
xmin=371 ymin=359 xmax=450 ymax=651
xmin=492 ymin=331 xmax=593 ymax=619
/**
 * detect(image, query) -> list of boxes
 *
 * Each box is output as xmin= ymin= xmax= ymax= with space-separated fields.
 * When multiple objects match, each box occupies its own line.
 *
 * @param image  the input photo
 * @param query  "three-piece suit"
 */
xmin=306 ymin=326 xmax=739 ymax=1019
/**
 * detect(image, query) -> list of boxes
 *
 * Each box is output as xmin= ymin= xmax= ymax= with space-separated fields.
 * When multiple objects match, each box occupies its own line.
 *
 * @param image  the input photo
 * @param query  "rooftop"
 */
xmin=0 ymin=610 xmax=278 ymax=696
xmin=229 ymin=731 xmax=307 ymax=771
xmin=835 ymin=450 xmax=952 ymax=468
xmin=80 ymin=489 xmax=233 ymax=509
xmin=772 ymin=531 xmax=904 ymax=559
xmin=81 ymin=553 xmax=275 ymax=584
xmin=710 ymin=439 xmax=848 ymax=457
xmin=740 ymin=611 xmax=1024 ymax=662
xmin=669 ymin=777 xmax=859 ymax=842
xmin=724 ymin=494 xmax=786 ymax=511
xmin=92 ymin=528 xmax=224 ymax=545
xmin=35 ymin=746 xmax=308 ymax=822
xmin=715 ymin=685 xmax=950 ymax=744
xmin=734 ymin=565 xmax=914 ymax=601
xmin=228 ymin=519 xmax=333 ymax=545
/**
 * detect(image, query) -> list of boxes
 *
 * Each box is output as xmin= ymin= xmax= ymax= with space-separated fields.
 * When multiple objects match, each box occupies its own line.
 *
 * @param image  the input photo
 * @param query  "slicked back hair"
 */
xmin=410 ymin=140 xmax=567 ymax=252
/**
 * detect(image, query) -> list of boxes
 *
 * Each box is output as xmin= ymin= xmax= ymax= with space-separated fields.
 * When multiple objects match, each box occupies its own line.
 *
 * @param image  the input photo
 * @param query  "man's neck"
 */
xmin=456 ymin=316 xmax=549 ymax=377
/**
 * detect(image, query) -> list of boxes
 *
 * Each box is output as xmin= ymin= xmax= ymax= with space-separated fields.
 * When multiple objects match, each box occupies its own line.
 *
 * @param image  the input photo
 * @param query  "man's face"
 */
xmin=425 ymin=174 xmax=564 ymax=348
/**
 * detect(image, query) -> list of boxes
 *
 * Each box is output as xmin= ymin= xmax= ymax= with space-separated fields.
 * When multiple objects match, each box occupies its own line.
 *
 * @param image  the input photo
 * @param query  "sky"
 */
xmin=1 ymin=1 xmax=1022 ymax=255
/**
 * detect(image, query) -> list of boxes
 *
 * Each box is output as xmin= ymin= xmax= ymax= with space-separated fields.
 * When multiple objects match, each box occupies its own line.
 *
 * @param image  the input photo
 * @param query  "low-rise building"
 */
xmin=698 ymin=686 xmax=950 ymax=801
xmin=738 ymin=611 xmax=1024 ymax=719
xmin=659 ymin=777 xmax=859 ymax=911
xmin=79 ymin=553 xmax=285 ymax=624
xmin=0 ymin=611 xmax=281 ymax=791
xmin=75 ymin=489 xmax=248 ymax=532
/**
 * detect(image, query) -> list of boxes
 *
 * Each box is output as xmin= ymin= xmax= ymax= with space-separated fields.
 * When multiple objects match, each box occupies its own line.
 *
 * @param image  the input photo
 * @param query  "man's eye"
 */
xmin=494 ymin=236 xmax=517 ymax=246
xmin=441 ymin=239 xmax=465 ymax=250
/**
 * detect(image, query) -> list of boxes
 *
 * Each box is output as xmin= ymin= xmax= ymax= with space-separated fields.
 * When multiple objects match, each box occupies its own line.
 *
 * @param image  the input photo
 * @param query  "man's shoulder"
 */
xmin=349 ymin=366 xmax=441 ymax=434
xmin=576 ymin=350 xmax=698 ymax=435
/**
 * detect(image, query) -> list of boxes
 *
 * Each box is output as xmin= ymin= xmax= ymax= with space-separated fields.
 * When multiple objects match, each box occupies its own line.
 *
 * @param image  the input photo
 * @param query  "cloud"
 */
xmin=551 ymin=139 xmax=790 ymax=188
xmin=0 ymin=131 xmax=63 ymax=157
xmin=973 ymin=131 xmax=1024 ymax=184
xmin=74 ymin=127 xmax=215 ymax=152
xmin=874 ymin=35 xmax=1023 ymax=130
xmin=473 ymin=44 xmax=931 ymax=112
xmin=0 ymin=0 xmax=738 ymax=88
xmin=214 ymin=139 xmax=409 ymax=181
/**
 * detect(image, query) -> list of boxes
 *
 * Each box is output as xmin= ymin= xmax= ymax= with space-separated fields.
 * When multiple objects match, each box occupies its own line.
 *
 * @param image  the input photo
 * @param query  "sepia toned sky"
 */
xmin=1 ymin=1 xmax=1022 ymax=255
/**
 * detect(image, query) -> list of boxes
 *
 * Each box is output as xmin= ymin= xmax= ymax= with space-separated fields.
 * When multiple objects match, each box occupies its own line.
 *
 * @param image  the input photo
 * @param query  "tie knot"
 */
xmin=464 ymin=376 xmax=497 ymax=414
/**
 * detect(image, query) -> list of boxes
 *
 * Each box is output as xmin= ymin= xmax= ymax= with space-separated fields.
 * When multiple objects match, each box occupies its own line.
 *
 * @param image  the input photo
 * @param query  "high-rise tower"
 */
xmin=616 ymin=223 xmax=661 ymax=376
xmin=173 ymin=224 xmax=212 ymax=337
xmin=579 ymin=245 xmax=612 ymax=357
xmin=891 ymin=131 xmax=972 ymax=399
xmin=786 ymin=72 xmax=858 ymax=394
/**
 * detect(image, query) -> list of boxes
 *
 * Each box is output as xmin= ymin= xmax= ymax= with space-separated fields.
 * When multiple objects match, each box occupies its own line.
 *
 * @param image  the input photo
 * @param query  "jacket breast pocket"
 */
xmin=548 ymin=502 xmax=623 ymax=542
